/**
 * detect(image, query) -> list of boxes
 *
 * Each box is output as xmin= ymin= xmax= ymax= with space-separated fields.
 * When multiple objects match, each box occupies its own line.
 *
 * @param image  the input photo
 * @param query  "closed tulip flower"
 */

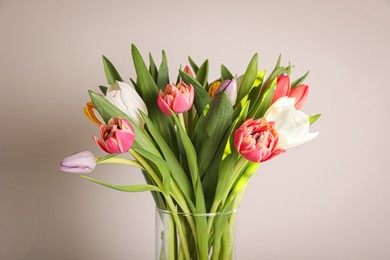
xmin=215 ymin=79 xmax=237 ymax=105
xmin=94 ymin=118 xmax=135 ymax=154
xmin=234 ymin=118 xmax=285 ymax=163
xmin=105 ymin=81 xmax=148 ymax=126
xmin=264 ymin=97 xmax=318 ymax=149
xmin=157 ymin=81 xmax=194 ymax=116
xmin=59 ymin=151 xmax=96 ymax=173
xmin=272 ymin=74 xmax=309 ymax=110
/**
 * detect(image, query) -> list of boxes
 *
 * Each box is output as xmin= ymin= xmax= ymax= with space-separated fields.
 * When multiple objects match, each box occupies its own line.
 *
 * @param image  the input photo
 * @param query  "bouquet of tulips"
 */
xmin=60 ymin=44 xmax=320 ymax=260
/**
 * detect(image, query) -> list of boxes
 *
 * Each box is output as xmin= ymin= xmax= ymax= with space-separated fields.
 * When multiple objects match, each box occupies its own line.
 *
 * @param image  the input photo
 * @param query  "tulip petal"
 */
xmin=106 ymin=137 xmax=121 ymax=153
xmin=272 ymin=75 xmax=290 ymax=103
xmin=289 ymin=84 xmax=309 ymax=109
xmin=241 ymin=149 xmax=262 ymax=163
xmin=115 ymin=130 xmax=135 ymax=153
xmin=157 ymin=93 xmax=172 ymax=116
xmin=59 ymin=151 xmax=96 ymax=173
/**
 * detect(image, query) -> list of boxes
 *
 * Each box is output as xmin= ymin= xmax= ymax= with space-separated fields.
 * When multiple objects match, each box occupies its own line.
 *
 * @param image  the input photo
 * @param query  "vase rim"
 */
xmin=155 ymin=207 xmax=239 ymax=217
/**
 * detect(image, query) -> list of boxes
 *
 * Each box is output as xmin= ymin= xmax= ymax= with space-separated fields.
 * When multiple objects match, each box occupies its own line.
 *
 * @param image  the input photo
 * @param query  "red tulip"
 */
xmin=157 ymin=81 xmax=194 ymax=116
xmin=234 ymin=118 xmax=285 ymax=163
xmin=93 ymin=118 xmax=134 ymax=154
xmin=271 ymin=74 xmax=309 ymax=109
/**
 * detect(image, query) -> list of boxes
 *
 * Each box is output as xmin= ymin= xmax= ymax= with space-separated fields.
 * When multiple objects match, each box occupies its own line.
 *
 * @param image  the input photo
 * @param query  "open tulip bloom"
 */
xmin=60 ymin=45 xmax=320 ymax=259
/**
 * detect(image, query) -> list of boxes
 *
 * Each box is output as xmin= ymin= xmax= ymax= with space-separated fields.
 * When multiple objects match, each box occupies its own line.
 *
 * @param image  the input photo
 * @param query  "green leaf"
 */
xmin=99 ymin=85 xmax=108 ymax=95
xmin=171 ymin=113 xmax=208 ymax=259
xmin=96 ymin=153 xmax=117 ymax=163
xmin=291 ymin=71 xmax=310 ymax=89
xmin=196 ymin=60 xmax=209 ymax=88
xmin=102 ymin=55 xmax=123 ymax=85
xmin=192 ymin=93 xmax=233 ymax=178
xmin=81 ymin=175 xmax=162 ymax=193
xmin=237 ymin=53 xmax=258 ymax=102
xmin=157 ymin=50 xmax=169 ymax=90
xmin=134 ymin=147 xmax=171 ymax=194
xmin=188 ymin=56 xmax=199 ymax=74
xmin=221 ymin=64 xmax=234 ymax=81
xmin=148 ymin=53 xmax=158 ymax=83
xmin=250 ymin=77 xmax=277 ymax=119
xmin=131 ymin=44 xmax=159 ymax=104
xmin=309 ymin=113 xmax=321 ymax=125
xmin=179 ymin=70 xmax=211 ymax=116
xmin=141 ymin=112 xmax=195 ymax=205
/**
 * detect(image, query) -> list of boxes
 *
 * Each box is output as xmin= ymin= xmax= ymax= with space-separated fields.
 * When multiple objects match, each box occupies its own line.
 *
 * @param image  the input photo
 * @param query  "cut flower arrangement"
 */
xmin=60 ymin=44 xmax=320 ymax=260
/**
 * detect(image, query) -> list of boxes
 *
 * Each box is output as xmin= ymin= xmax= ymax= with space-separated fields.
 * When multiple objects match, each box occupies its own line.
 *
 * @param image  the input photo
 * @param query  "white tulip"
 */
xmin=264 ymin=97 xmax=318 ymax=149
xmin=105 ymin=81 xmax=147 ymax=126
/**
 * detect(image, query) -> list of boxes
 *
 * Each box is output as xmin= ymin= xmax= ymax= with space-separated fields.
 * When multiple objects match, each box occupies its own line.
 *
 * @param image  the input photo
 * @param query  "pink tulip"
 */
xmin=93 ymin=118 xmax=135 ymax=154
xmin=271 ymin=74 xmax=309 ymax=109
xmin=157 ymin=81 xmax=194 ymax=116
xmin=234 ymin=118 xmax=285 ymax=163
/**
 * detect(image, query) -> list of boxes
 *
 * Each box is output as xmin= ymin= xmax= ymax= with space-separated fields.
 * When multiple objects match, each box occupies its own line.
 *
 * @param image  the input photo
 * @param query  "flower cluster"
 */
xmin=59 ymin=45 xmax=320 ymax=259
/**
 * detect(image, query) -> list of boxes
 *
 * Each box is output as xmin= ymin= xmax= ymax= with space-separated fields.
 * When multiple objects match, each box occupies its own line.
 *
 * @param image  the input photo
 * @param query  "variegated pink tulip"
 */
xmin=93 ymin=118 xmax=134 ymax=154
xmin=157 ymin=81 xmax=194 ymax=116
xmin=234 ymin=118 xmax=285 ymax=163
xmin=271 ymin=74 xmax=309 ymax=110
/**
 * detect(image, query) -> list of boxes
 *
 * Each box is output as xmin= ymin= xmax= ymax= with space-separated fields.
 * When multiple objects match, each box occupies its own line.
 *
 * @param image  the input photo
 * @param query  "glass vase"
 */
xmin=155 ymin=207 xmax=238 ymax=260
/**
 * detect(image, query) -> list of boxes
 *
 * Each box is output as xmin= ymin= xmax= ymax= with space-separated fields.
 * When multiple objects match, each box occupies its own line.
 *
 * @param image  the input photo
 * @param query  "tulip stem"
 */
xmin=96 ymin=157 xmax=145 ymax=169
xmin=178 ymin=113 xmax=187 ymax=133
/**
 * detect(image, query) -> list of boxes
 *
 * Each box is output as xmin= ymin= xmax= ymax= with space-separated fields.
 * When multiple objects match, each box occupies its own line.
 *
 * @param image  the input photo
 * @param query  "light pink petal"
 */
xmin=157 ymin=94 xmax=173 ymax=116
xmin=241 ymin=149 xmax=262 ymax=163
xmin=93 ymin=136 xmax=110 ymax=153
xmin=172 ymin=91 xmax=190 ymax=113
xmin=115 ymin=130 xmax=134 ymax=153
xmin=105 ymin=137 xmax=121 ymax=153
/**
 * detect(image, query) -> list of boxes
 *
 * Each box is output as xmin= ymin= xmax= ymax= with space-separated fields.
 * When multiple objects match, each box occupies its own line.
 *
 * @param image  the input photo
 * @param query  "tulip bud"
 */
xmin=59 ymin=151 xmax=96 ymax=173
xmin=234 ymin=118 xmax=285 ymax=163
xmin=183 ymin=65 xmax=194 ymax=77
xmin=215 ymin=79 xmax=237 ymax=105
xmin=208 ymin=81 xmax=221 ymax=98
xmin=105 ymin=81 xmax=148 ymax=126
xmin=272 ymin=74 xmax=290 ymax=104
xmin=157 ymin=81 xmax=194 ymax=116
xmin=94 ymin=118 xmax=135 ymax=154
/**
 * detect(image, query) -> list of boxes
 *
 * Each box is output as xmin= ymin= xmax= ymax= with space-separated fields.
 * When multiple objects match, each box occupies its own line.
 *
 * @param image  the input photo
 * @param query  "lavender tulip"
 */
xmin=215 ymin=79 xmax=237 ymax=105
xmin=60 ymin=151 xmax=96 ymax=173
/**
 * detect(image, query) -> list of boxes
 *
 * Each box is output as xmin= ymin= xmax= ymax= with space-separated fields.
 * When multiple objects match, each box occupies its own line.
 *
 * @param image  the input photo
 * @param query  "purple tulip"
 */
xmin=215 ymin=79 xmax=237 ymax=105
xmin=59 ymin=151 xmax=96 ymax=173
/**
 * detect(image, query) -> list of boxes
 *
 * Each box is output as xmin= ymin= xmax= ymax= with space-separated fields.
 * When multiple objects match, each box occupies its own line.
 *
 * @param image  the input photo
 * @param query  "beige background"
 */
xmin=1 ymin=0 xmax=389 ymax=259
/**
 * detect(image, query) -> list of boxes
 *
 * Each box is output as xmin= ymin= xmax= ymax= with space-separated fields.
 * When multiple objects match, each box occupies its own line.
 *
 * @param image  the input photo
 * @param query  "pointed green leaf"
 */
xmin=196 ymin=60 xmax=209 ymax=88
xmin=149 ymin=53 xmax=158 ymax=83
xmin=102 ymin=55 xmax=122 ymax=85
xmin=250 ymin=77 xmax=277 ymax=119
xmin=131 ymin=44 xmax=159 ymax=104
xmin=157 ymin=50 xmax=169 ymax=90
xmin=99 ymin=85 xmax=108 ymax=95
xmin=188 ymin=56 xmax=199 ymax=74
xmin=309 ymin=113 xmax=321 ymax=125
xmin=81 ymin=175 xmax=162 ymax=193
xmin=291 ymin=71 xmax=310 ymax=89
xmin=237 ymin=53 xmax=258 ymax=102
xmin=221 ymin=64 xmax=234 ymax=81
xmin=141 ymin=112 xmax=194 ymax=205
